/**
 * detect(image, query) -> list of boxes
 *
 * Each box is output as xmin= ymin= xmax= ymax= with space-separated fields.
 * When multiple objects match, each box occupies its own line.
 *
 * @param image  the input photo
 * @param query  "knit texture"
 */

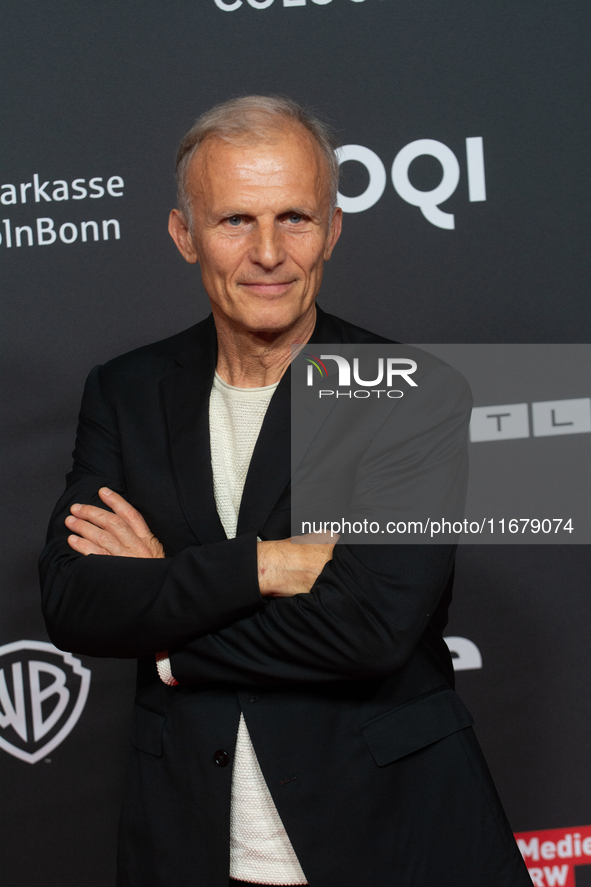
xmin=155 ymin=651 xmax=178 ymax=686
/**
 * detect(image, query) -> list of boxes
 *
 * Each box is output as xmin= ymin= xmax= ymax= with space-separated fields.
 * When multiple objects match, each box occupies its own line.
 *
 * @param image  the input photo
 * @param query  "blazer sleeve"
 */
xmin=169 ymin=542 xmax=456 ymax=685
xmin=39 ymin=365 xmax=263 ymax=659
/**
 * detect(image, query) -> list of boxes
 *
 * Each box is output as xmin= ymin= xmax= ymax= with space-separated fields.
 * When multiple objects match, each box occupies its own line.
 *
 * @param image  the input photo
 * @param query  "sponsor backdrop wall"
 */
xmin=2 ymin=2 xmax=589 ymax=885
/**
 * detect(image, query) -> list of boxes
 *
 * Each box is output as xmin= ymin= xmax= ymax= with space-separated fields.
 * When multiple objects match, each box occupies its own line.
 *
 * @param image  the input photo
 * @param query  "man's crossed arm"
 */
xmin=58 ymin=485 xmax=453 ymax=686
xmin=65 ymin=486 xmax=334 ymax=599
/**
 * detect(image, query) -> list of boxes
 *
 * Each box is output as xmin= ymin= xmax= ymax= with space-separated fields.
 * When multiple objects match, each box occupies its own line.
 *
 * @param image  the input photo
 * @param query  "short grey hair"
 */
xmin=175 ymin=95 xmax=340 ymax=228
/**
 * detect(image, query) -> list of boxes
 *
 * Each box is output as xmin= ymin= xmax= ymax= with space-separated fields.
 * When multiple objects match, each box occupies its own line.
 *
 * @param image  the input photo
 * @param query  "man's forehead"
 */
xmin=188 ymin=127 xmax=326 ymax=192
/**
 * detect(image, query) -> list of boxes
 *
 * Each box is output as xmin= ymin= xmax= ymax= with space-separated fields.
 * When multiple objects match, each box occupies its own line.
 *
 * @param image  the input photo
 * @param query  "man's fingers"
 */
xmin=67 ymin=534 xmax=110 ymax=557
xmin=66 ymin=497 xmax=165 ymax=559
xmin=98 ymin=488 xmax=152 ymax=537
xmin=65 ymin=514 xmax=124 ymax=555
xmin=70 ymin=502 xmax=115 ymax=526
xmin=70 ymin=502 xmax=138 ymax=547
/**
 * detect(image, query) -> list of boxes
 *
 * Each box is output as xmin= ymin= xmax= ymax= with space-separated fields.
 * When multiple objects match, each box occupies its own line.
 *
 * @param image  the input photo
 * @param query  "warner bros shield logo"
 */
xmin=0 ymin=640 xmax=90 ymax=764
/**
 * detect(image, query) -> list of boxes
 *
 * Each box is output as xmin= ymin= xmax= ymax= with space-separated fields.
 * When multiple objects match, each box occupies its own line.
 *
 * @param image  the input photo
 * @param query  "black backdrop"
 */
xmin=1 ymin=2 xmax=589 ymax=885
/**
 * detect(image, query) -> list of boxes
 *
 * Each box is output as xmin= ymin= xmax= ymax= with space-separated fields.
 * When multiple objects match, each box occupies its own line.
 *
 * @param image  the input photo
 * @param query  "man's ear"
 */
xmin=324 ymin=207 xmax=343 ymax=261
xmin=168 ymin=209 xmax=198 ymax=264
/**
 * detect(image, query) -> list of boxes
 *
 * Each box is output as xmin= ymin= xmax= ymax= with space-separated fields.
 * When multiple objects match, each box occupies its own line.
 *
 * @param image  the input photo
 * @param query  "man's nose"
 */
xmin=249 ymin=220 xmax=286 ymax=270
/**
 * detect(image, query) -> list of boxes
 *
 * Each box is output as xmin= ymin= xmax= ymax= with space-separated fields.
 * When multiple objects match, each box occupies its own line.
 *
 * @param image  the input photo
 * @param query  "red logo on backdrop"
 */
xmin=515 ymin=826 xmax=591 ymax=886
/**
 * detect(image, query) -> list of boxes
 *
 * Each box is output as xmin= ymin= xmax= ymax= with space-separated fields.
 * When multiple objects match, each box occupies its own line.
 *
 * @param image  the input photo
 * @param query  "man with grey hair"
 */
xmin=174 ymin=95 xmax=341 ymax=231
xmin=41 ymin=96 xmax=531 ymax=887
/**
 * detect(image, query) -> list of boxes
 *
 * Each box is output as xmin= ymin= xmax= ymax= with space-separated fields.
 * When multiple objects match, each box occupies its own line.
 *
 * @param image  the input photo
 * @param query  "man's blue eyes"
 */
xmin=228 ymin=216 xmax=242 ymax=226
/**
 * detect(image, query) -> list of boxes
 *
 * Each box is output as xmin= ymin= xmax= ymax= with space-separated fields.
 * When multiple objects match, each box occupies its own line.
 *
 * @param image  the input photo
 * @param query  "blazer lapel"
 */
xmin=160 ymin=316 xmax=227 ymax=544
xmin=236 ymin=366 xmax=291 ymax=537
xmin=236 ymin=305 xmax=344 ymax=537
xmin=159 ymin=305 xmax=346 ymax=542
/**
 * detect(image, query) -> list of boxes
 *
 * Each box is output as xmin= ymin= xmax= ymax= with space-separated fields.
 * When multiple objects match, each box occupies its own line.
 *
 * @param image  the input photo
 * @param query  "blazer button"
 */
xmin=214 ymin=749 xmax=229 ymax=767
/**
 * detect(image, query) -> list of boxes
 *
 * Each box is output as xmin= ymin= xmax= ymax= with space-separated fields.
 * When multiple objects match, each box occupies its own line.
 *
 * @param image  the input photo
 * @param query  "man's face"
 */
xmin=169 ymin=125 xmax=342 ymax=334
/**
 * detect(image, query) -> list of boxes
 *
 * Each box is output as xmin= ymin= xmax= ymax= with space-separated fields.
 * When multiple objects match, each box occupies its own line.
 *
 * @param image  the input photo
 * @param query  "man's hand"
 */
xmin=257 ymin=539 xmax=334 ymax=597
xmin=65 ymin=488 xmax=165 ymax=558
